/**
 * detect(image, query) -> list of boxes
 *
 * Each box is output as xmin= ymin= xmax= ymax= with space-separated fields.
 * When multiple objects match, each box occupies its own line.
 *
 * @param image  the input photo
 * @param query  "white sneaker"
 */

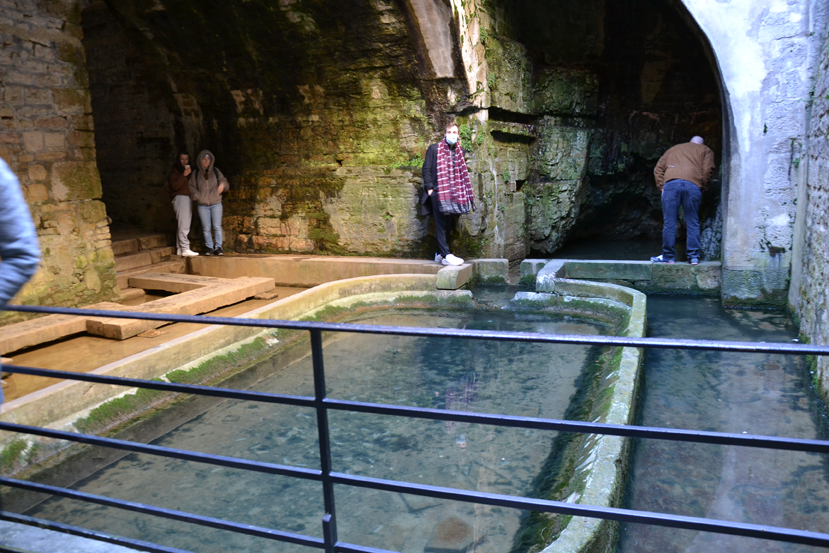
xmin=434 ymin=253 xmax=443 ymax=263
xmin=176 ymin=248 xmax=181 ymax=256
xmin=181 ymin=249 xmax=199 ymax=257
xmin=442 ymin=253 xmax=464 ymax=266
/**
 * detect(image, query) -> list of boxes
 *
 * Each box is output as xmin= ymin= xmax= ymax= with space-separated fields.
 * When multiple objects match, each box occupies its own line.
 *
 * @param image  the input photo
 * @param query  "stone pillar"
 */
xmin=680 ymin=0 xmax=828 ymax=306
xmin=0 ymin=0 xmax=118 ymax=318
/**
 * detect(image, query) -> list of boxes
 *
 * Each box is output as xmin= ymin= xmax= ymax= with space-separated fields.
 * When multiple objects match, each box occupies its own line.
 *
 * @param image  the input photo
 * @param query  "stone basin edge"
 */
xmin=0 ymin=275 xmax=440 ymax=449
xmin=0 ymin=274 xmax=645 ymax=553
xmin=522 ymin=279 xmax=646 ymax=553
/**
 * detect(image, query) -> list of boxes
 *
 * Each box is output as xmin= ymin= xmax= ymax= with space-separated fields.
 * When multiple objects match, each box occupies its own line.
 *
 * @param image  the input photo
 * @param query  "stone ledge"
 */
xmin=86 ymin=275 xmax=275 ymax=340
xmin=536 ymin=259 xmax=566 ymax=292
xmin=116 ymin=259 xmax=187 ymax=290
xmin=565 ymin=260 xmax=653 ymax=281
xmin=515 ymin=281 xmax=646 ymax=553
xmin=435 ymin=263 xmax=474 ymax=290
xmin=527 ymin=259 xmax=722 ymax=295
xmin=190 ymin=255 xmax=442 ymax=287
xmin=471 ymin=258 xmax=509 ymax=284
xmin=0 ymin=275 xmax=276 ymax=352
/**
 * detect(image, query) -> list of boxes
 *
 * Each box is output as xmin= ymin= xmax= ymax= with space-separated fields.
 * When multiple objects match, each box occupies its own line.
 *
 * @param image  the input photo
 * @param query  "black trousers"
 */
xmin=431 ymin=192 xmax=453 ymax=257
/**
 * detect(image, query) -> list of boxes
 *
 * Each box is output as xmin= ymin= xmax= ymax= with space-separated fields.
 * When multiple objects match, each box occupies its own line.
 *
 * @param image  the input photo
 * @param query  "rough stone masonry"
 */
xmin=0 ymin=0 xmax=827 ymax=326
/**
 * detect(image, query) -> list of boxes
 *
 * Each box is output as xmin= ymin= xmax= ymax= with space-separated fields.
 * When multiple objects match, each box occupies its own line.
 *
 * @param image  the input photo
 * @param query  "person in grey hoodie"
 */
xmin=189 ymin=150 xmax=230 ymax=255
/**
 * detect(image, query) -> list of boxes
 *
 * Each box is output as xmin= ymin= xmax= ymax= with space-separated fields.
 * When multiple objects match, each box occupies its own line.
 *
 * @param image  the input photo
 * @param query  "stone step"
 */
xmin=114 ymin=246 xmax=175 ymax=273
xmin=111 ymin=232 xmax=172 ymax=256
xmin=116 ymin=259 xmax=187 ymax=290
xmin=0 ymin=275 xmax=275 ymax=353
xmin=87 ymin=276 xmax=276 ymax=340
xmin=119 ymin=287 xmax=146 ymax=302
xmin=0 ymin=311 xmax=92 ymax=356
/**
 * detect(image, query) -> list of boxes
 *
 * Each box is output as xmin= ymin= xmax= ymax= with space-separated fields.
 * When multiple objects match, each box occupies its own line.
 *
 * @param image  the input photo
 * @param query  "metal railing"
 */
xmin=1 ymin=304 xmax=829 ymax=553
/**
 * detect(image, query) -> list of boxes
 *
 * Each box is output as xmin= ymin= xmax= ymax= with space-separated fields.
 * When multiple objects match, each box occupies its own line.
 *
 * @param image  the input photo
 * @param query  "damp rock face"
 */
xmin=425 ymin=516 xmax=478 ymax=553
xmin=73 ymin=0 xmax=721 ymax=261
xmin=9 ymin=0 xmax=820 ymax=312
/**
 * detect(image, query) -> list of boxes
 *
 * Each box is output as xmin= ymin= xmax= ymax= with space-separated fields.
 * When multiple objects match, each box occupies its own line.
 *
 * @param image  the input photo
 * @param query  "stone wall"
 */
xmin=790 ymin=22 xmax=829 ymax=404
xmin=0 ymin=0 xmax=118 ymax=320
xmin=80 ymin=0 xmax=463 ymax=258
xmin=79 ymin=0 xmax=723 ymax=263
xmin=681 ymin=0 xmax=828 ymax=306
xmin=3 ymin=0 xmax=826 ymax=313
xmin=81 ymin=1 xmax=178 ymax=233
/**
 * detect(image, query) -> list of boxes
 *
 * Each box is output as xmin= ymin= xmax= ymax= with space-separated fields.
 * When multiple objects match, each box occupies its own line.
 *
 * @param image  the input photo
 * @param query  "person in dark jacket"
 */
xmin=420 ymin=123 xmax=475 ymax=266
xmin=651 ymin=136 xmax=715 ymax=265
xmin=189 ymin=150 xmax=230 ymax=256
xmin=166 ymin=151 xmax=198 ymax=257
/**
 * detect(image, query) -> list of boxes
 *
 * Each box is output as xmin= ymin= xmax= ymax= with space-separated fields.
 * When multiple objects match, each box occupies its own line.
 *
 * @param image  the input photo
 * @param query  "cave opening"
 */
xmin=507 ymin=0 xmax=723 ymax=262
xmin=81 ymin=0 xmax=179 ymax=236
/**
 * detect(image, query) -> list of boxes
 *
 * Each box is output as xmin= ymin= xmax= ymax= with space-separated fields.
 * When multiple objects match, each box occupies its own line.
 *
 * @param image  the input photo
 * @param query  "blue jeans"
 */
xmin=661 ymin=179 xmax=701 ymax=261
xmin=197 ymin=202 xmax=223 ymax=250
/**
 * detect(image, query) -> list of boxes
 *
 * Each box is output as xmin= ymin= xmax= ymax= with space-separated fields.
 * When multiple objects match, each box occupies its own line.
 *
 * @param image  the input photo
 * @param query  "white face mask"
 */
xmin=445 ymin=134 xmax=458 ymax=145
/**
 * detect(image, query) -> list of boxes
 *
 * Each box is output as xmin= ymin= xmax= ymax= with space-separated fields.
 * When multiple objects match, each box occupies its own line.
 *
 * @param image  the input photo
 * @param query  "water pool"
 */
xmin=22 ymin=307 xmax=613 ymax=553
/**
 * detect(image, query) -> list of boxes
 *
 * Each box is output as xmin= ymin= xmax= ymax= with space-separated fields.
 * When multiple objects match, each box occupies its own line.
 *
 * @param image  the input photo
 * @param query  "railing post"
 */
xmin=311 ymin=329 xmax=338 ymax=553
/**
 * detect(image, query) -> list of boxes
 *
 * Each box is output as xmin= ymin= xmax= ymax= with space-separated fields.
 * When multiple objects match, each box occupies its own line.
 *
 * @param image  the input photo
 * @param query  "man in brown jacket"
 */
xmin=651 ymin=136 xmax=715 ymax=265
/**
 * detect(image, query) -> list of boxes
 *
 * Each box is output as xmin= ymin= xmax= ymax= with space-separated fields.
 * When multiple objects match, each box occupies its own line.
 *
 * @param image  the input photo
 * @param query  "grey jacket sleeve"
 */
xmin=0 ymin=159 xmax=40 ymax=308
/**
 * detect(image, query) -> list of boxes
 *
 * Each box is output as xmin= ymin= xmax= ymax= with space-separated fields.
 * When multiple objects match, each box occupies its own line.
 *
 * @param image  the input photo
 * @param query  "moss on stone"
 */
xmin=0 ymin=439 xmax=28 ymax=475
xmin=52 ymin=162 xmax=102 ymax=201
xmin=165 ymin=337 xmax=269 ymax=385
xmin=74 ymin=337 xmax=273 ymax=435
xmin=510 ymin=346 xmax=622 ymax=553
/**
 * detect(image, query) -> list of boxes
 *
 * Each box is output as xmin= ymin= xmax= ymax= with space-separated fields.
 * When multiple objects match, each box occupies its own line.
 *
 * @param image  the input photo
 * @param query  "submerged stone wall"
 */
xmin=0 ymin=0 xmax=118 ymax=319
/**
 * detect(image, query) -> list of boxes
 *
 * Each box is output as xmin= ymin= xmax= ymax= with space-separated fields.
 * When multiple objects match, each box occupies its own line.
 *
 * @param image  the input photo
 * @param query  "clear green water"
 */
xmin=14 ymin=296 xmax=828 ymax=553
xmin=22 ymin=308 xmax=610 ymax=553
xmin=616 ymin=296 xmax=829 ymax=553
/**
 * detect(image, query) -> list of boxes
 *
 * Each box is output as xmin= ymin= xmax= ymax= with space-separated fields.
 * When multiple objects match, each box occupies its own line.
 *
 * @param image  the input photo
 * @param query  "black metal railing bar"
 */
xmin=3 ymin=370 xmax=829 ymax=548
xmin=329 ymin=472 xmax=829 ymax=547
xmin=0 ymin=477 xmax=324 ymax=549
xmin=5 ymin=304 xmax=829 ymax=356
xmin=0 ymin=421 xmax=322 ymax=481
xmin=3 ymin=365 xmax=829 ymax=454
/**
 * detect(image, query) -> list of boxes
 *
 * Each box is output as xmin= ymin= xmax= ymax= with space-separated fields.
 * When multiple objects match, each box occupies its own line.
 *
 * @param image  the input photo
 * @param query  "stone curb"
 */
xmin=524 ymin=258 xmax=721 ymax=295
xmin=0 ymin=274 xmax=438 ymax=433
xmin=530 ymin=280 xmax=646 ymax=553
